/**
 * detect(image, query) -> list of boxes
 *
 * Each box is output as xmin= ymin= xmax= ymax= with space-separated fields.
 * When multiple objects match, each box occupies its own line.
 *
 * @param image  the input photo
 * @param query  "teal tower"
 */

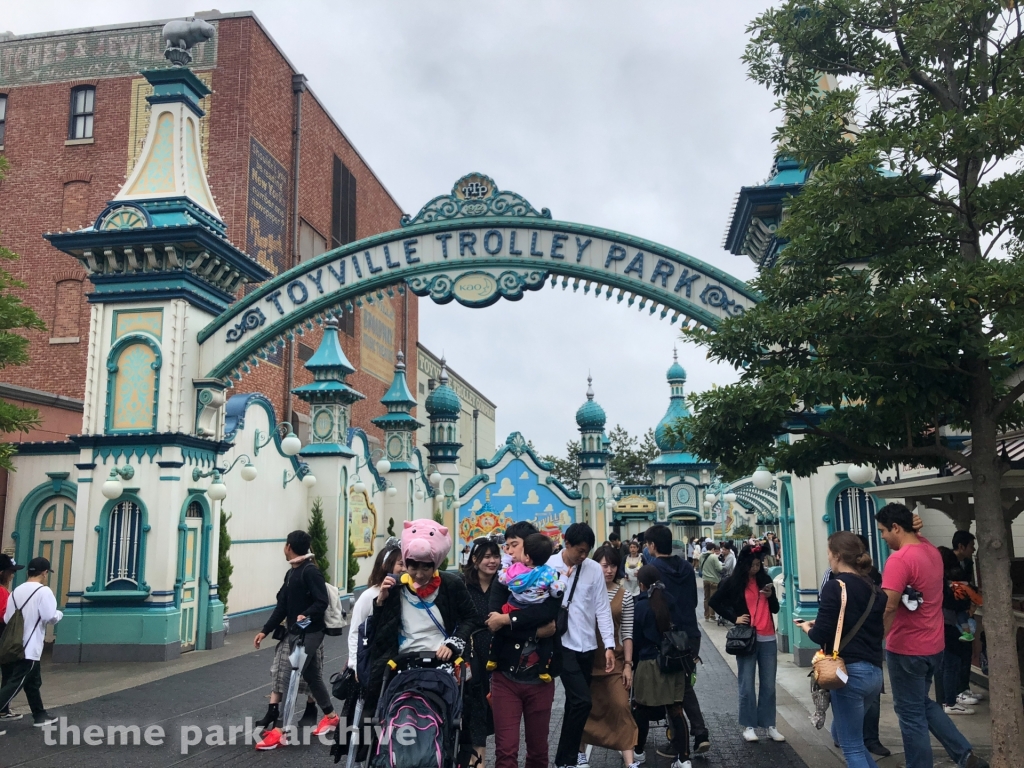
xmin=372 ymin=351 xmax=424 ymax=472
xmin=576 ymin=375 xmax=607 ymax=470
xmin=424 ymin=359 xmax=462 ymax=465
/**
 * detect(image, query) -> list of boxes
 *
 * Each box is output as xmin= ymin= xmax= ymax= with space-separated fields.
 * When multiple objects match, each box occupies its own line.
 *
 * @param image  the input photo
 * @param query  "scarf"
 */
xmin=288 ymin=553 xmax=315 ymax=566
xmin=402 ymin=571 xmax=441 ymax=598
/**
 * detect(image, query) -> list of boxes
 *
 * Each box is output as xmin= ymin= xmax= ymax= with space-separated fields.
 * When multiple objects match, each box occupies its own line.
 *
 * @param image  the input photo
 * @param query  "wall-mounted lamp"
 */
xmin=193 ymin=454 xmax=257 ymax=501
xmin=101 ymin=465 xmax=135 ymax=500
xmin=353 ymin=449 xmax=391 ymax=495
xmin=254 ymin=422 xmax=302 ymax=457
xmin=283 ymin=462 xmax=317 ymax=489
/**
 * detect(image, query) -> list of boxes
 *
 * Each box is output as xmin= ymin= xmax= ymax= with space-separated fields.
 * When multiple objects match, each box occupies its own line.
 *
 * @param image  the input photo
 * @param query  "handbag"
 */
xmin=555 ymin=564 xmax=582 ymax=637
xmin=658 ymin=629 xmax=695 ymax=674
xmin=725 ymin=624 xmax=757 ymax=656
xmin=812 ymin=580 xmax=877 ymax=691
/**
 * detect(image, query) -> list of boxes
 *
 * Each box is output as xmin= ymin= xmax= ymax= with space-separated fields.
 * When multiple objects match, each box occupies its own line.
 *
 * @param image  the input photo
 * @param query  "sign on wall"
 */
xmin=348 ymin=488 xmax=377 ymax=558
xmin=246 ymin=138 xmax=288 ymax=276
xmin=0 ymin=24 xmax=217 ymax=87
xmin=361 ymin=297 xmax=396 ymax=383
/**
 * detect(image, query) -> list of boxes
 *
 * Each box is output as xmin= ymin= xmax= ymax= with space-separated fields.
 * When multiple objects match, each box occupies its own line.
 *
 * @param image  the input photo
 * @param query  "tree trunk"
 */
xmin=969 ymin=419 xmax=1024 ymax=767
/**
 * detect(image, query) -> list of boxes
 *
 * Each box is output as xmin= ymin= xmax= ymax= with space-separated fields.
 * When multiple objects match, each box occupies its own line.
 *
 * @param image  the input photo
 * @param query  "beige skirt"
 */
xmin=632 ymin=658 xmax=688 ymax=707
xmin=582 ymin=650 xmax=638 ymax=751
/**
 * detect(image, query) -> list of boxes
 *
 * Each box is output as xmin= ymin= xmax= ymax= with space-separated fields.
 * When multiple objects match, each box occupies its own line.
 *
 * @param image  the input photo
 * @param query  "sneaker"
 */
xmin=959 ymin=631 xmax=975 ymax=642
xmin=957 ymin=692 xmax=980 ymax=706
xmin=577 ymin=752 xmax=590 ymax=768
xmin=865 ymin=742 xmax=891 ymax=758
xmin=656 ymin=747 xmax=677 ymax=759
xmin=671 ymin=761 xmax=692 ymax=768
xmin=966 ymin=687 xmax=986 ymax=700
xmin=0 ymin=729 xmax=5 ymax=737
xmin=943 ymin=704 xmax=975 ymax=715
xmin=312 ymin=713 xmax=341 ymax=737
xmin=628 ymin=762 xmax=640 ymax=768
xmin=965 ymin=752 xmax=989 ymax=768
xmin=693 ymin=733 xmax=711 ymax=754
xmin=634 ymin=751 xmax=646 ymax=764
xmin=742 ymin=727 xmax=759 ymax=742
xmin=256 ymin=727 xmax=286 ymax=750
xmin=766 ymin=727 xmax=786 ymax=742
xmin=0 ymin=711 xmax=23 ymax=721
xmin=32 ymin=712 xmax=58 ymax=727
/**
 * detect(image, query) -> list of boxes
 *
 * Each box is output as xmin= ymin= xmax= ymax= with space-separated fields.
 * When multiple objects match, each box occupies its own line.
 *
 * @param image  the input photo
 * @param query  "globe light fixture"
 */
xmin=386 ymin=485 xmax=397 ymax=498
xmin=375 ymin=458 xmax=392 ymax=476
xmin=612 ymin=485 xmax=622 ymax=499
xmin=353 ymin=479 xmax=367 ymax=495
xmin=429 ymin=471 xmax=442 ymax=488
xmin=724 ymin=492 xmax=737 ymax=504
xmin=302 ymin=473 xmax=317 ymax=489
xmin=101 ymin=465 xmax=134 ymax=500
xmin=254 ymin=422 xmax=302 ymax=457
xmin=706 ymin=493 xmax=718 ymax=504
xmin=656 ymin=500 xmax=666 ymax=512
xmin=207 ymin=471 xmax=228 ymax=501
xmin=752 ymin=465 xmax=774 ymax=490
xmin=280 ymin=431 xmax=302 ymax=457
xmin=415 ymin=489 xmax=425 ymax=501
xmin=703 ymin=500 xmax=712 ymax=510
xmin=240 ymin=462 xmax=258 ymax=482
xmin=609 ymin=500 xmax=617 ymax=511
xmin=847 ymin=463 xmax=875 ymax=485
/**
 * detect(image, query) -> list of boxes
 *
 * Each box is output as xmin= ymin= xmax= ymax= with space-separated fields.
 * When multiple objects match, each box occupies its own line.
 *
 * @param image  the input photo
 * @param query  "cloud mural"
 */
xmin=544 ymin=503 xmax=554 ymax=513
xmin=525 ymin=490 xmax=540 ymax=505
xmin=496 ymin=478 xmax=516 ymax=496
xmin=520 ymin=471 xmax=530 ymax=480
xmin=470 ymin=499 xmax=482 ymax=512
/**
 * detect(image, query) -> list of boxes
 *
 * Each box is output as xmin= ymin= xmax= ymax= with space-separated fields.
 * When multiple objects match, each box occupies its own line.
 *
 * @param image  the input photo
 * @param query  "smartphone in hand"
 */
xmin=297 ymin=617 xmax=312 ymax=629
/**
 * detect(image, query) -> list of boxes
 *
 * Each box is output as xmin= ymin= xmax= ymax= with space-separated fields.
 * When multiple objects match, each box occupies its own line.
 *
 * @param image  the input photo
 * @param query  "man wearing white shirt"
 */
xmin=545 ymin=523 xmax=615 ymax=768
xmin=0 ymin=557 xmax=62 ymax=732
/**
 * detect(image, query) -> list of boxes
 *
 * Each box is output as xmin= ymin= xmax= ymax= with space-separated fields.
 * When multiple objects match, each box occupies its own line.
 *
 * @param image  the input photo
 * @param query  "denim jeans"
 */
xmin=886 ymin=651 xmax=974 ymax=768
xmin=940 ymin=647 xmax=963 ymax=707
xmin=736 ymin=638 xmax=777 ymax=728
xmin=830 ymin=661 xmax=883 ymax=768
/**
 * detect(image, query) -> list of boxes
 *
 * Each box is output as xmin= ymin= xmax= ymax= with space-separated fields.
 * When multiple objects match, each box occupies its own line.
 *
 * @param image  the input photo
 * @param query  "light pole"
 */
xmin=703 ymin=479 xmax=737 ymax=540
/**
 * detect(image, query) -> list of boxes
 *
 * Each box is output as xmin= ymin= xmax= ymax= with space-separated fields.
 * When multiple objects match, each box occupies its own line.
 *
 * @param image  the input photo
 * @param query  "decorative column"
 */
xmin=424 ymin=359 xmax=462 ymax=563
xmin=576 ymin=376 xmax=610 ymax=537
xmin=372 ymin=351 xmax=424 ymax=525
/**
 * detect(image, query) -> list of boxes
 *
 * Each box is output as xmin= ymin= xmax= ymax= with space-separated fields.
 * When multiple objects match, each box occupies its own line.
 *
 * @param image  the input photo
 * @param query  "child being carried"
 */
xmin=488 ymin=532 xmax=566 ymax=681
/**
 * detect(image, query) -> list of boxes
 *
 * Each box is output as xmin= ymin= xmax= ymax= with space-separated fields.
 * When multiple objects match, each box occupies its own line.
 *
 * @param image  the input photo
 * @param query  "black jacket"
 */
xmin=261 ymin=560 xmax=328 ymax=636
xmin=649 ymin=555 xmax=701 ymax=644
xmin=486 ymin=580 xmax=562 ymax=679
xmin=709 ymin=569 xmax=779 ymax=630
xmin=808 ymin=573 xmax=886 ymax=668
xmin=633 ymin=590 xmax=668 ymax=662
xmin=367 ymin=572 xmax=478 ymax=708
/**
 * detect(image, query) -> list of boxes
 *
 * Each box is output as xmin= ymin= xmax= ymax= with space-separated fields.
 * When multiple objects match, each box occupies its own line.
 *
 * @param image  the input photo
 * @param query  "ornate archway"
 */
xmin=198 ymin=173 xmax=760 ymax=382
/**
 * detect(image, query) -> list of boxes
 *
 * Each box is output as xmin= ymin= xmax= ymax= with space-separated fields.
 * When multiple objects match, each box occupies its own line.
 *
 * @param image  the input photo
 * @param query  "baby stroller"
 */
xmin=370 ymin=653 xmax=467 ymax=768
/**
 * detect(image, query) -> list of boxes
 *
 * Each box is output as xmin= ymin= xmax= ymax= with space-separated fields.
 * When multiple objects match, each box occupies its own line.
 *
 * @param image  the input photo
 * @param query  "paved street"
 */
xmin=0 ymin=623 xmax=818 ymax=768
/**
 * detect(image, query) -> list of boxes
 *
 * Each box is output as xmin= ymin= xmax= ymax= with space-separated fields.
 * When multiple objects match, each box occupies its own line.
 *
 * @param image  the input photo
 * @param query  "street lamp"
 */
xmin=352 ymin=449 xmax=390 ymax=496
xmin=101 ymin=465 xmax=135 ymax=500
xmin=847 ymin=463 xmax=875 ymax=485
xmin=283 ymin=463 xmax=316 ymax=489
xmin=254 ymin=422 xmax=302 ymax=457
xmin=612 ymin=485 xmax=622 ymax=499
xmin=752 ymin=465 xmax=774 ymax=490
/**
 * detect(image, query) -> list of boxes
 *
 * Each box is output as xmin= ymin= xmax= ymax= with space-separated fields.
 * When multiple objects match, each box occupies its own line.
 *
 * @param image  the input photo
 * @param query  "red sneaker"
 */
xmin=256 ymin=727 xmax=286 ymax=750
xmin=312 ymin=713 xmax=341 ymax=737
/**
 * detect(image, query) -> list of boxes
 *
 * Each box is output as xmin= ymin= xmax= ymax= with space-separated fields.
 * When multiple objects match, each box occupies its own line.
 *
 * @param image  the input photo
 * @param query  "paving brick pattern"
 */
xmin=0 ymin=630 xmax=813 ymax=768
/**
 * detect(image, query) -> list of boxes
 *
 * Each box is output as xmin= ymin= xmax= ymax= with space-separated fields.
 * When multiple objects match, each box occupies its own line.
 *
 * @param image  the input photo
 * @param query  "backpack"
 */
xmin=324 ymin=582 xmax=347 ymax=636
xmin=658 ymin=628 xmax=695 ymax=675
xmin=372 ymin=668 xmax=461 ymax=768
xmin=0 ymin=585 xmax=45 ymax=665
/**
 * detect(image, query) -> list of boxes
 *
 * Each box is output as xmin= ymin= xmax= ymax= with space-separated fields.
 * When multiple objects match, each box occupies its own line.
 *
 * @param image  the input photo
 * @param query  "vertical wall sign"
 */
xmin=360 ymin=297 xmax=396 ymax=383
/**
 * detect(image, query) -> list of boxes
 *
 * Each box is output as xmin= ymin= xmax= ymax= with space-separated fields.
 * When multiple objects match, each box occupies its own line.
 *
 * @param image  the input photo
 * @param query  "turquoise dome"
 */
xmin=667 ymin=360 xmax=687 ymax=381
xmin=576 ymin=375 xmax=606 ymax=429
xmin=425 ymin=361 xmax=461 ymax=419
xmin=655 ymin=397 xmax=691 ymax=451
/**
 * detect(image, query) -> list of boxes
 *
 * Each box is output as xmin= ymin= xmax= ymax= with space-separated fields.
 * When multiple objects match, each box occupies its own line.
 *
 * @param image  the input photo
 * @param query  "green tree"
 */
xmin=541 ymin=440 xmax=581 ymax=491
xmin=0 ymin=158 xmax=47 ymax=471
xmin=432 ymin=506 xmax=450 ymax=571
xmin=607 ymin=425 xmax=659 ymax=486
xmin=732 ymin=524 xmax=753 ymax=542
xmin=346 ymin=534 xmax=360 ymax=593
xmin=386 ymin=517 xmax=395 ymax=537
xmin=308 ymin=497 xmax=330 ymax=583
xmin=676 ymin=2 xmax=1024 ymax=761
xmin=217 ymin=511 xmax=233 ymax=612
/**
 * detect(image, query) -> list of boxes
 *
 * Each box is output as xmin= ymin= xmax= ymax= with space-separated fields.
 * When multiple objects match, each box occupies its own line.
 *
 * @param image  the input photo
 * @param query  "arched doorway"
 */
xmin=33 ymin=497 xmax=76 ymax=642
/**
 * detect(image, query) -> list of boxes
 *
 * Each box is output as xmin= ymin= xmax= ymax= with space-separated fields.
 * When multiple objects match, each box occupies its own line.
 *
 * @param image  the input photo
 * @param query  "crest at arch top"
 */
xmin=400 ymin=173 xmax=552 ymax=227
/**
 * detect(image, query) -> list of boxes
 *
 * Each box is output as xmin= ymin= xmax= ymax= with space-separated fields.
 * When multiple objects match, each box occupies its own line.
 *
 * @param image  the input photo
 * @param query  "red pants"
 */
xmin=490 ymin=670 xmax=555 ymax=768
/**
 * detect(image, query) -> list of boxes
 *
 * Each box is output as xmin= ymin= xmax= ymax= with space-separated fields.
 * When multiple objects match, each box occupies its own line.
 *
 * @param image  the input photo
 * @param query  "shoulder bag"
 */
xmin=725 ymin=624 xmax=756 ymax=656
xmin=555 ymin=564 xmax=582 ymax=637
xmin=813 ymin=580 xmax=877 ymax=691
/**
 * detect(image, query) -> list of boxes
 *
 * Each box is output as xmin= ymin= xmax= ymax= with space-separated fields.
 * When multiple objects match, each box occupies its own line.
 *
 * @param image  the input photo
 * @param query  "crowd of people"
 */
xmin=235 ymin=506 xmax=992 ymax=768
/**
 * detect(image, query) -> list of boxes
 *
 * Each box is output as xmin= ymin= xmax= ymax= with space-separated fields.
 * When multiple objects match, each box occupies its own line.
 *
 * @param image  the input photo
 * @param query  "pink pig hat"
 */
xmin=401 ymin=518 xmax=452 ymax=568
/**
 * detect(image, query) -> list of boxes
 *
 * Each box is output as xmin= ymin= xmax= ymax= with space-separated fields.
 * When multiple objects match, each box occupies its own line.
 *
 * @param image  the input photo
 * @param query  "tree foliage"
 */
xmin=673 ymin=2 xmax=1024 ymax=761
xmin=541 ymin=440 xmax=581 ymax=491
xmin=347 ymin=533 xmax=360 ymax=593
xmin=0 ymin=158 xmax=47 ymax=471
xmin=308 ymin=497 xmax=330 ymax=583
xmin=217 ymin=511 xmax=233 ymax=612
xmin=607 ymin=426 xmax=660 ymax=486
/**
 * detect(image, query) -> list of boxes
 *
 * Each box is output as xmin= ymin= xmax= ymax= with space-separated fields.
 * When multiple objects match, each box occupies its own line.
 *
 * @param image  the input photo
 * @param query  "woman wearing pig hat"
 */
xmin=365 ymin=519 xmax=479 ymax=711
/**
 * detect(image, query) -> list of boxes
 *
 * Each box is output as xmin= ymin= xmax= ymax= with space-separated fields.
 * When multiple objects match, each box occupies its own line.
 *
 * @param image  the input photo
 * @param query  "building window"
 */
xmin=69 ymin=86 xmax=95 ymax=140
xmin=298 ymin=342 xmax=314 ymax=363
xmin=52 ymin=279 xmax=81 ymax=339
xmin=833 ymin=487 xmax=880 ymax=564
xmin=299 ymin=218 xmax=327 ymax=263
xmin=0 ymin=94 xmax=7 ymax=145
xmin=106 ymin=335 xmax=162 ymax=433
xmin=106 ymin=501 xmax=142 ymax=589
xmin=186 ymin=501 xmax=204 ymax=519
xmin=337 ymin=308 xmax=355 ymax=337
xmin=331 ymin=157 xmax=357 ymax=248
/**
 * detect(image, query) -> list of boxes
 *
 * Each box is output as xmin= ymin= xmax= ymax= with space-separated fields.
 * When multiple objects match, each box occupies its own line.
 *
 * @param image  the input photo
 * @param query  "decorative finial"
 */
xmin=325 ymin=318 xmax=339 ymax=331
xmin=161 ymin=17 xmax=215 ymax=68
xmin=439 ymin=357 xmax=449 ymax=385
xmin=673 ymin=345 xmax=678 ymax=362
xmin=396 ymin=349 xmax=406 ymax=370
xmin=587 ymin=373 xmax=594 ymax=401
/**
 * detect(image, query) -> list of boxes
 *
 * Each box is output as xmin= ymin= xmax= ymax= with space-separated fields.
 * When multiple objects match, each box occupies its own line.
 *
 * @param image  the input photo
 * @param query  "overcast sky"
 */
xmin=7 ymin=1 xmax=781 ymax=459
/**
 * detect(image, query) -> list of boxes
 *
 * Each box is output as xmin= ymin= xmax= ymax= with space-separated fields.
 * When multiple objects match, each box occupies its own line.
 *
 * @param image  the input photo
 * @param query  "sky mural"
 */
xmin=459 ymin=457 xmax=576 ymax=547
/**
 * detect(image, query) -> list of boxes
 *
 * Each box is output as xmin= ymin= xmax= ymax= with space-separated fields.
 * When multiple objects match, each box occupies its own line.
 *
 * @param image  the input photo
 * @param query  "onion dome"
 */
xmin=667 ymin=347 xmax=687 ymax=382
xmin=575 ymin=375 xmax=606 ymax=430
xmin=425 ymin=359 xmax=461 ymax=419
xmin=655 ymin=349 xmax=692 ymax=452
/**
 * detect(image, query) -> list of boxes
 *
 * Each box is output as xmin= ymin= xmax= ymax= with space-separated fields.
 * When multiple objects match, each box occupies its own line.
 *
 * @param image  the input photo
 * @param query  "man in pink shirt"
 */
xmin=876 ymin=503 xmax=986 ymax=768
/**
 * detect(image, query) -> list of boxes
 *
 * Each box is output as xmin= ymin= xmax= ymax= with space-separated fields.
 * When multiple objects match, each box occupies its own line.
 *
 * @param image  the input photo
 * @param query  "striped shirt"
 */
xmin=610 ymin=585 xmax=634 ymax=643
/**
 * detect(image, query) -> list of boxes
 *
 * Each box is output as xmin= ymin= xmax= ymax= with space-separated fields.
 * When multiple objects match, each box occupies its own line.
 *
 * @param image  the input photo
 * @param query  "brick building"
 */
xmin=0 ymin=10 xmax=417 ymax=461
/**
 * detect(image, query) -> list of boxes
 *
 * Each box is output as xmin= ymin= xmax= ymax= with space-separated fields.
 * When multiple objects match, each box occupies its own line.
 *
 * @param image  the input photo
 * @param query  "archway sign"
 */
xmin=198 ymin=174 xmax=759 ymax=381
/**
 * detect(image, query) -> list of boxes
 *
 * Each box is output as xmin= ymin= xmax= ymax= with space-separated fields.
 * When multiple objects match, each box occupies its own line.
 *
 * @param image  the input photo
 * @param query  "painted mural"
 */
xmin=460 ymin=457 xmax=575 ymax=547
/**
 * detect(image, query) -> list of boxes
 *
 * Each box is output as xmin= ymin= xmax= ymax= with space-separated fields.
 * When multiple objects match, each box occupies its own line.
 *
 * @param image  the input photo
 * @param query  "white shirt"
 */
xmin=544 ymin=554 xmax=615 ymax=653
xmin=4 ymin=582 xmax=62 ymax=661
xmin=398 ymin=587 xmax=445 ymax=654
xmin=347 ymin=586 xmax=380 ymax=670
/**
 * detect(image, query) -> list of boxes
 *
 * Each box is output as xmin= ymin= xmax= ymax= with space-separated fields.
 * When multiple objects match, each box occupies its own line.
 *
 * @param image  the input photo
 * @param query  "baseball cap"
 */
xmin=27 ymin=557 xmax=51 ymax=576
xmin=0 ymin=553 xmax=25 ymax=572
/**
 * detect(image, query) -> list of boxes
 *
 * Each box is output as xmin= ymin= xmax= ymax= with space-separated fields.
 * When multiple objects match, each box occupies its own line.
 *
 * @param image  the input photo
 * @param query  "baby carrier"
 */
xmin=371 ymin=654 xmax=466 ymax=768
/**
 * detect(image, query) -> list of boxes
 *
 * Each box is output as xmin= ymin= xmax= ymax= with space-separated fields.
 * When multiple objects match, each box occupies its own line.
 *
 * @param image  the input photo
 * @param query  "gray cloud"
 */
xmin=8 ymin=0 xmax=779 ymax=458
